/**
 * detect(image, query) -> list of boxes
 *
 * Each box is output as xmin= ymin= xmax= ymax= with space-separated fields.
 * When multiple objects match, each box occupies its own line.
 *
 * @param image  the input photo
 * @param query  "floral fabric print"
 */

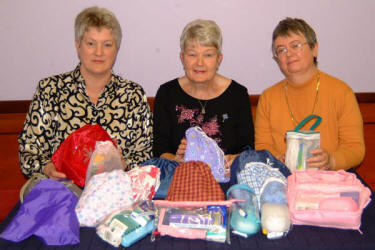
xmin=176 ymin=105 xmax=222 ymax=144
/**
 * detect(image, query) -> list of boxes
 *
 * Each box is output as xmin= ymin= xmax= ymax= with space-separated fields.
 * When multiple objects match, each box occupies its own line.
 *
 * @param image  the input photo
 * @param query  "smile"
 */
xmin=287 ymin=60 xmax=298 ymax=65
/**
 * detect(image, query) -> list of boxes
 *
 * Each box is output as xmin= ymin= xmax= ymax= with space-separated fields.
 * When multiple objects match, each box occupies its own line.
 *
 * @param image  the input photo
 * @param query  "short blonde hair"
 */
xmin=74 ymin=6 xmax=122 ymax=48
xmin=180 ymin=19 xmax=222 ymax=54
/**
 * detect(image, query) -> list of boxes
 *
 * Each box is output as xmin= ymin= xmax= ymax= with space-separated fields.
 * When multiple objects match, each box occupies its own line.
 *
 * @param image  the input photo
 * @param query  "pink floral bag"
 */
xmin=127 ymin=165 xmax=161 ymax=202
xmin=287 ymin=169 xmax=371 ymax=232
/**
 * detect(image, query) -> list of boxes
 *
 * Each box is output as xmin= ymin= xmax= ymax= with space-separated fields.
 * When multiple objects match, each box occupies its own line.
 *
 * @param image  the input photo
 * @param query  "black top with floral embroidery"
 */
xmin=153 ymin=78 xmax=254 ymax=157
xmin=18 ymin=65 xmax=153 ymax=177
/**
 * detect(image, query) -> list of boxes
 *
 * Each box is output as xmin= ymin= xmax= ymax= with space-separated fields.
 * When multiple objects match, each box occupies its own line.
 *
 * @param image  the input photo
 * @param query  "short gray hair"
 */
xmin=180 ymin=19 xmax=222 ymax=54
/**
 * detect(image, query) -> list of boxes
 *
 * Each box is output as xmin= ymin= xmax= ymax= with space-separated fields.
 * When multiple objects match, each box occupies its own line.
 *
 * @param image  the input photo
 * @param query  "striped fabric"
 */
xmin=166 ymin=161 xmax=224 ymax=201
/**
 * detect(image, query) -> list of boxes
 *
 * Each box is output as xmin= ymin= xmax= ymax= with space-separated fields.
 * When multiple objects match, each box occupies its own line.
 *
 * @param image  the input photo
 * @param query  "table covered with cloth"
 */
xmin=1 ymin=169 xmax=375 ymax=250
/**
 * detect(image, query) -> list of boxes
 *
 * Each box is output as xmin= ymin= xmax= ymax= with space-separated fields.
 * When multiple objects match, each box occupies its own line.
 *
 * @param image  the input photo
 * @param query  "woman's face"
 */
xmin=180 ymin=42 xmax=222 ymax=84
xmin=75 ymin=27 xmax=118 ymax=78
xmin=273 ymin=32 xmax=318 ymax=79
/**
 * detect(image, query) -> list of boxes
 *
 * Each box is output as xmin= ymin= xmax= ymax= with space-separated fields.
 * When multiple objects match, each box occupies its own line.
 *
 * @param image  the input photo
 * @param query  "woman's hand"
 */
xmin=307 ymin=148 xmax=335 ymax=170
xmin=224 ymin=154 xmax=239 ymax=178
xmin=117 ymin=147 xmax=129 ymax=170
xmin=174 ymin=138 xmax=187 ymax=164
xmin=224 ymin=154 xmax=238 ymax=168
xmin=43 ymin=162 xmax=66 ymax=179
xmin=278 ymin=154 xmax=285 ymax=163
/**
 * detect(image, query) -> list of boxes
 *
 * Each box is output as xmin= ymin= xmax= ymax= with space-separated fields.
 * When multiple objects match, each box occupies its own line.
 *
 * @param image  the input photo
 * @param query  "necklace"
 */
xmin=284 ymin=72 xmax=320 ymax=125
xmin=197 ymin=99 xmax=208 ymax=114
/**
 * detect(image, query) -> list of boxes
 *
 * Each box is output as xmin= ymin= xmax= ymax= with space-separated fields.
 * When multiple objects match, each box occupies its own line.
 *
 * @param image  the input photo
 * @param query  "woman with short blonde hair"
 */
xmin=19 ymin=6 xmax=153 ymax=180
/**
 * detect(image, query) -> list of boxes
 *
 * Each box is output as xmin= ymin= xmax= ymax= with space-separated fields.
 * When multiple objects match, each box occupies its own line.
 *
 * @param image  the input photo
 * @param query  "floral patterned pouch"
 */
xmin=184 ymin=126 xmax=228 ymax=183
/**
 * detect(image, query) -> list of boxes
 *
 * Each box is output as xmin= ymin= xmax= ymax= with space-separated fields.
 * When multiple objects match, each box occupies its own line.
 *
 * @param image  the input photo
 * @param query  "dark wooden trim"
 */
xmin=0 ymin=92 xmax=374 ymax=114
xmin=0 ymin=100 xmax=30 ymax=114
xmin=355 ymin=92 xmax=375 ymax=103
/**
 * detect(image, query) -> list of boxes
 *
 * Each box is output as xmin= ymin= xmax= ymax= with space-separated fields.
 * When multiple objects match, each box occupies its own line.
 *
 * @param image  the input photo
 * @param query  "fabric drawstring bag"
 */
xmin=140 ymin=158 xmax=179 ymax=199
xmin=230 ymin=148 xmax=291 ymax=185
xmin=75 ymin=169 xmax=134 ymax=227
xmin=126 ymin=165 xmax=161 ymax=202
xmin=51 ymin=124 xmax=116 ymax=188
xmin=184 ymin=126 xmax=228 ymax=183
xmin=166 ymin=161 xmax=225 ymax=201
xmin=19 ymin=173 xmax=82 ymax=203
xmin=1 ymin=179 xmax=80 ymax=245
xmin=285 ymin=115 xmax=321 ymax=171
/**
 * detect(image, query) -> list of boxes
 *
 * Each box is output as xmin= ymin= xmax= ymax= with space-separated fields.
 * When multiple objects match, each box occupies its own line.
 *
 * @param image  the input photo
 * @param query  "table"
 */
xmin=1 ymin=170 xmax=375 ymax=250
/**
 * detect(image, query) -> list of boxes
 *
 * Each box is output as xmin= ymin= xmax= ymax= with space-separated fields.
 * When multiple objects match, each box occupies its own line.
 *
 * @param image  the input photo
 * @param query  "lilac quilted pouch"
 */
xmin=184 ymin=126 xmax=228 ymax=183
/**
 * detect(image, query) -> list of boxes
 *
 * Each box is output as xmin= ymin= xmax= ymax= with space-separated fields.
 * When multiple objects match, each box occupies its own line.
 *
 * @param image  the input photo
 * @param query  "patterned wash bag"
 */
xmin=184 ymin=126 xmax=228 ymax=182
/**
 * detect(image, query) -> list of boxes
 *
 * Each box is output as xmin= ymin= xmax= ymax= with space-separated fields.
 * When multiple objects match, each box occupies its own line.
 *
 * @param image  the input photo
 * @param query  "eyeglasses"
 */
xmin=274 ymin=42 xmax=308 ymax=58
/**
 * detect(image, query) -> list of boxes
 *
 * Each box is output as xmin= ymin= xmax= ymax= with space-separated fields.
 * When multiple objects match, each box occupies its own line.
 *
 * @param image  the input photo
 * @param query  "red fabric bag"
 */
xmin=166 ymin=161 xmax=225 ymax=201
xmin=51 ymin=124 xmax=116 ymax=187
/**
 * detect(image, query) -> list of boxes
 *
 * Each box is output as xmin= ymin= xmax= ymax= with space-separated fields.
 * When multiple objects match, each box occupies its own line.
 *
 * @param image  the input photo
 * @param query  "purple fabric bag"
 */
xmin=184 ymin=126 xmax=228 ymax=183
xmin=0 ymin=179 xmax=80 ymax=245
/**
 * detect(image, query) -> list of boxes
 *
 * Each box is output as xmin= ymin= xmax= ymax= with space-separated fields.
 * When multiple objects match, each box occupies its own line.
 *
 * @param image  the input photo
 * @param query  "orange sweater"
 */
xmin=255 ymin=70 xmax=365 ymax=170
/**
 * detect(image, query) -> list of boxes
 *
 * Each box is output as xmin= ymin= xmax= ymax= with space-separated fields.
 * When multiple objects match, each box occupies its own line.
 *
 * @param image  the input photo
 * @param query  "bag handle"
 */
xmin=294 ymin=115 xmax=322 ymax=132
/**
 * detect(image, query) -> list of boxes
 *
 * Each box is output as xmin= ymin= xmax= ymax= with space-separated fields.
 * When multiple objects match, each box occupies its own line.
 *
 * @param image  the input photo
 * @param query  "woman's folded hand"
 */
xmin=43 ymin=161 xmax=67 ymax=179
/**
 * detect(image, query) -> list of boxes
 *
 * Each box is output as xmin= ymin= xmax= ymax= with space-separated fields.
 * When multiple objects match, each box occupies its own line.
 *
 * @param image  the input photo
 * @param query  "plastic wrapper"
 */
xmin=285 ymin=131 xmax=320 ymax=171
xmin=285 ymin=115 xmax=322 ymax=171
xmin=226 ymin=184 xmax=260 ymax=237
xmin=85 ymin=141 xmax=123 ymax=186
xmin=96 ymin=200 xmax=155 ymax=248
xmin=259 ymin=177 xmax=291 ymax=239
xmin=152 ymin=200 xmax=240 ymax=244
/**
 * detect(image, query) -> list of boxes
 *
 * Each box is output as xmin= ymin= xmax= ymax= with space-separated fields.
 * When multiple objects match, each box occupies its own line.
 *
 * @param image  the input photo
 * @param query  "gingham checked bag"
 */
xmin=166 ymin=161 xmax=225 ymax=201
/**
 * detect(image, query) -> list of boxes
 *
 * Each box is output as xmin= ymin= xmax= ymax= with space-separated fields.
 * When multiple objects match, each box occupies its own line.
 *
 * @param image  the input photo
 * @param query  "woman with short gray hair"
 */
xmin=153 ymin=19 xmax=254 ymax=178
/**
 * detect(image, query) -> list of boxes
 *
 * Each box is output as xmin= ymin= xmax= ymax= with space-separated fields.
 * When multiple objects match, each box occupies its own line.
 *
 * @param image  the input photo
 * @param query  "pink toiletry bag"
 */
xmin=287 ymin=169 xmax=371 ymax=231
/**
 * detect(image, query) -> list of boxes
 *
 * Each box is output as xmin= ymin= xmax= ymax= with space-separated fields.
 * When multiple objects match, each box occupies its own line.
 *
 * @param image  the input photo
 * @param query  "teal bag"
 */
xmin=285 ymin=115 xmax=321 ymax=171
xmin=227 ymin=184 xmax=260 ymax=237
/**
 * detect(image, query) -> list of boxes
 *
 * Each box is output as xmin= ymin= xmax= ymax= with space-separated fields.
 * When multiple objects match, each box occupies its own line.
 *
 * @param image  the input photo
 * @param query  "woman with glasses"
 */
xmin=255 ymin=17 xmax=364 ymax=171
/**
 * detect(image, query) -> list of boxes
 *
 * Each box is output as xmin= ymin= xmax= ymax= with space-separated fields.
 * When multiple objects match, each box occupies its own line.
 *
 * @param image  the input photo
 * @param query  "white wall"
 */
xmin=1 ymin=0 xmax=374 ymax=100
